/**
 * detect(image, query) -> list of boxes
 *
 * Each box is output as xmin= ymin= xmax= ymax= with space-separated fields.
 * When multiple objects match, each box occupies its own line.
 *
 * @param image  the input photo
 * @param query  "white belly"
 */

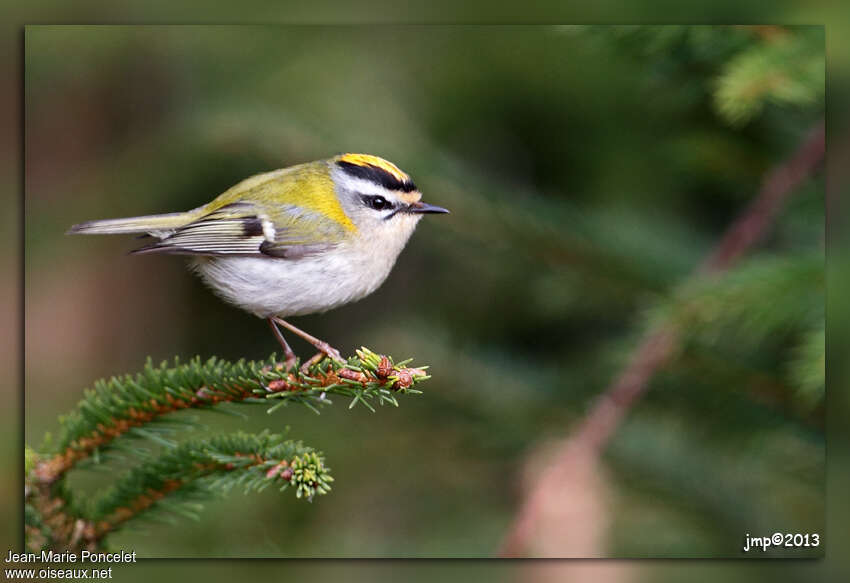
xmin=191 ymin=246 xmax=397 ymax=318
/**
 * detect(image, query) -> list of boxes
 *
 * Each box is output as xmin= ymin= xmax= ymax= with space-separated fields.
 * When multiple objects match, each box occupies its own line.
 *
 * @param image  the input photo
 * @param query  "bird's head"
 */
xmin=329 ymin=153 xmax=448 ymax=248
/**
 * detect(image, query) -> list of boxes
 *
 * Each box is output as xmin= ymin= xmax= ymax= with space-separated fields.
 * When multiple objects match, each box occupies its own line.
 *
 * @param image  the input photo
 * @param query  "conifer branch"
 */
xmin=89 ymin=431 xmax=332 ymax=542
xmin=26 ymin=454 xmax=92 ymax=553
xmin=500 ymin=120 xmax=824 ymax=557
xmin=26 ymin=349 xmax=429 ymax=552
xmin=575 ymin=120 xmax=823 ymax=450
xmin=26 ymin=432 xmax=332 ymax=551
xmin=32 ymin=348 xmax=428 ymax=485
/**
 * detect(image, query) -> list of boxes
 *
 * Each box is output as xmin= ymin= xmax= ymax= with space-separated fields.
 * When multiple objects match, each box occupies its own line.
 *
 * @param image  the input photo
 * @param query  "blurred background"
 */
xmin=24 ymin=25 xmax=824 ymax=563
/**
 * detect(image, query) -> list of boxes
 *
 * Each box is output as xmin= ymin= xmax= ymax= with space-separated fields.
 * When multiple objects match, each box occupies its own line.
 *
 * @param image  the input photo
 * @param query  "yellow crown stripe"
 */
xmin=338 ymin=153 xmax=410 ymax=183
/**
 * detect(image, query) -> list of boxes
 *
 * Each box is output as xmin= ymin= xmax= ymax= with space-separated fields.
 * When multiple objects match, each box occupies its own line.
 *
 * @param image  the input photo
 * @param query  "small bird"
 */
xmin=69 ymin=153 xmax=449 ymax=370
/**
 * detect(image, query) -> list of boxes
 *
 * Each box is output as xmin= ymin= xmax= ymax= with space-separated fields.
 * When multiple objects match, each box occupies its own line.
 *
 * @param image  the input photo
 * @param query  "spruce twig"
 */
xmin=26 ymin=348 xmax=429 ymax=553
xmin=89 ymin=431 xmax=333 ymax=542
xmin=33 ymin=349 xmax=427 ymax=485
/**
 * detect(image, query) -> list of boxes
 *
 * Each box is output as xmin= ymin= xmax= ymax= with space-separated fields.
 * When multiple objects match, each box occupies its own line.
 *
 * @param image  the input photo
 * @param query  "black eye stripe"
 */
xmin=361 ymin=195 xmax=394 ymax=211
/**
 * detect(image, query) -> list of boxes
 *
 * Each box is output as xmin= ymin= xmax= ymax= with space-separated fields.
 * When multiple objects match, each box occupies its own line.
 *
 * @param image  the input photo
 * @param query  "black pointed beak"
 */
xmin=407 ymin=201 xmax=450 ymax=214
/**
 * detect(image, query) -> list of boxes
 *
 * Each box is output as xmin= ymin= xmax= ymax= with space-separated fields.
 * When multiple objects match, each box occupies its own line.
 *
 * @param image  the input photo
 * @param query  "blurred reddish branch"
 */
xmin=500 ymin=120 xmax=825 ymax=557
xmin=701 ymin=121 xmax=826 ymax=273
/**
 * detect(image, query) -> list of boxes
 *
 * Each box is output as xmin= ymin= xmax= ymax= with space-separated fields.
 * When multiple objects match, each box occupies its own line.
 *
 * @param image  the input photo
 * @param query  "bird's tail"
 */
xmin=67 ymin=212 xmax=193 ymax=236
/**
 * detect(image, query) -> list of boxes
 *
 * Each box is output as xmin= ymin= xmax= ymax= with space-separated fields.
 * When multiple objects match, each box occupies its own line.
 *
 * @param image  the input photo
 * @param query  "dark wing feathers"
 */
xmin=130 ymin=203 xmax=342 ymax=258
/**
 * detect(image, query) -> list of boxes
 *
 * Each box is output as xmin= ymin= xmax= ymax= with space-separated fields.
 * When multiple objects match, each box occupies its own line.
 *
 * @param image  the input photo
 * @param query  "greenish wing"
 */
xmin=131 ymin=202 xmax=344 ymax=258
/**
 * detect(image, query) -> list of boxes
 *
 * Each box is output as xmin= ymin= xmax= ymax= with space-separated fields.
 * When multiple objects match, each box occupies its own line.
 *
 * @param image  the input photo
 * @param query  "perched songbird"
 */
xmin=68 ymin=153 xmax=449 ymax=370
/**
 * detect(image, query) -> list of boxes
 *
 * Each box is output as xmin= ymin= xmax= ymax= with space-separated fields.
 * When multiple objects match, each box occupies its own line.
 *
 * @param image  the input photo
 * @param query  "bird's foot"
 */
xmin=299 ymin=345 xmax=345 ymax=375
xmin=285 ymin=353 xmax=298 ymax=372
xmin=270 ymin=317 xmax=346 ymax=372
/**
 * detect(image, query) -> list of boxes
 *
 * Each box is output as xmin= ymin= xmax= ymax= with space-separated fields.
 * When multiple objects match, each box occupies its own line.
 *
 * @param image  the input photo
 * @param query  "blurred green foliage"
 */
xmin=24 ymin=25 xmax=823 ymax=559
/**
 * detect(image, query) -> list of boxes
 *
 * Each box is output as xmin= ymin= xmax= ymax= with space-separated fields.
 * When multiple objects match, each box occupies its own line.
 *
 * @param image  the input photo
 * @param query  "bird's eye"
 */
xmin=362 ymin=195 xmax=393 ymax=211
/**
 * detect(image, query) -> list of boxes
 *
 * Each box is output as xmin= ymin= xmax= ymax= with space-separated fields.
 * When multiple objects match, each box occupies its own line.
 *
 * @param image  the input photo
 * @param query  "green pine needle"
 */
xmin=90 ymin=431 xmax=332 ymax=533
xmin=50 ymin=350 xmax=429 ymax=471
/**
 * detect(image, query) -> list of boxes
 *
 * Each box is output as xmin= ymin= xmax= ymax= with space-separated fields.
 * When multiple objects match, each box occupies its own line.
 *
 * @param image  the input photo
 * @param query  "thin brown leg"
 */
xmin=271 ymin=317 xmax=345 ymax=364
xmin=268 ymin=318 xmax=297 ymax=371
